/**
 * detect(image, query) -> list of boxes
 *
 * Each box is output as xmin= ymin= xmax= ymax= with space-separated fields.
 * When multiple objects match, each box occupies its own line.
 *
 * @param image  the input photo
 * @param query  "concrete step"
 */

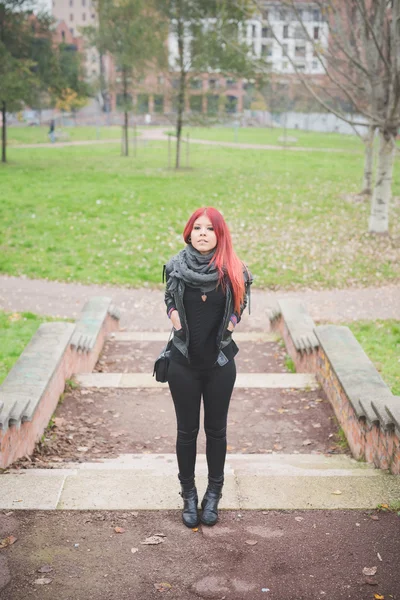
xmin=75 ymin=372 xmax=318 ymax=389
xmin=2 ymin=454 xmax=399 ymax=511
xmin=109 ymin=331 xmax=279 ymax=342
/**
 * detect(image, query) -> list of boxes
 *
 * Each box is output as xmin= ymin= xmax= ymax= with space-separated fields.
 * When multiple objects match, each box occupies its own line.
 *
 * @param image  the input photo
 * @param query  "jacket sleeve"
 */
xmin=231 ymin=265 xmax=253 ymax=324
xmin=163 ymin=264 xmax=176 ymax=317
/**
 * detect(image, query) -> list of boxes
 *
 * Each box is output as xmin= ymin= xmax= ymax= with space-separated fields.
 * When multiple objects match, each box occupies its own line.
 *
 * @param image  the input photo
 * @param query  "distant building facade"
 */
xmin=52 ymin=0 xmax=330 ymax=116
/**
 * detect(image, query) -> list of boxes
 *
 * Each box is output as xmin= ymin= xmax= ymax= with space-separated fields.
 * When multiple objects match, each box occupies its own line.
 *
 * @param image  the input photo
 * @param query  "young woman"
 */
xmin=164 ymin=207 xmax=253 ymax=528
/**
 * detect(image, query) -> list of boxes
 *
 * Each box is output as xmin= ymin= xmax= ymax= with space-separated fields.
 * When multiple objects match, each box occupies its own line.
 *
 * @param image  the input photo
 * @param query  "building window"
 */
xmin=262 ymin=26 xmax=272 ymax=38
xmin=295 ymin=45 xmax=306 ymax=57
xmin=70 ymin=13 xmax=74 ymax=21
xmin=154 ymin=94 xmax=164 ymax=114
xmin=314 ymin=26 xmax=319 ymax=39
xmin=207 ymin=95 xmax=219 ymax=115
xmin=282 ymin=43 xmax=288 ymax=56
xmin=283 ymin=25 xmax=289 ymax=38
xmin=70 ymin=27 xmax=74 ymax=34
xmin=61 ymin=30 xmax=65 ymax=41
xmin=172 ymin=78 xmax=180 ymax=90
xmin=82 ymin=12 xmax=86 ymax=20
xmin=261 ymin=44 xmax=272 ymax=57
xmin=91 ymin=13 xmax=95 ymax=19
xmin=312 ymin=60 xmax=318 ymax=70
xmin=225 ymin=95 xmax=237 ymax=114
xmin=252 ymin=24 xmax=257 ymax=37
xmin=293 ymin=25 xmax=307 ymax=40
xmin=190 ymin=78 xmax=202 ymax=90
xmin=295 ymin=63 xmax=306 ymax=71
xmin=261 ymin=9 xmax=268 ymax=20
xmin=209 ymin=78 xmax=218 ymax=90
xmin=282 ymin=61 xmax=288 ymax=71
xmin=313 ymin=9 xmax=321 ymax=21
xmin=190 ymin=95 xmax=202 ymax=113
xmin=226 ymin=78 xmax=236 ymax=89
xmin=279 ymin=9 xmax=286 ymax=21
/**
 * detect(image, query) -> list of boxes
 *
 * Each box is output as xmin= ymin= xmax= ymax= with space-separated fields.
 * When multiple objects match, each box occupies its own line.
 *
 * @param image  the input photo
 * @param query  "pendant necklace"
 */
xmin=201 ymin=291 xmax=207 ymax=302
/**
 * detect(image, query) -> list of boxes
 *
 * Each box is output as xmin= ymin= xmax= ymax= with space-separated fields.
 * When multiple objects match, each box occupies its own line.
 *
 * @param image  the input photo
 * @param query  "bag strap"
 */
xmin=162 ymin=264 xmax=166 ymax=283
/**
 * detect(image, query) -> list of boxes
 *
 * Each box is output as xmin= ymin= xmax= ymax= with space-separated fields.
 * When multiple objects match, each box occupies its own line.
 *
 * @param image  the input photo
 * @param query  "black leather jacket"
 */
xmin=164 ymin=263 xmax=253 ymax=366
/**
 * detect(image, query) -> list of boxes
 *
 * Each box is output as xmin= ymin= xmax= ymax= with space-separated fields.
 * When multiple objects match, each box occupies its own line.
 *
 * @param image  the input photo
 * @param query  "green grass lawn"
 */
xmin=0 ymin=310 xmax=65 ymax=384
xmin=0 ymin=140 xmax=399 ymax=289
xmin=174 ymin=126 xmax=368 ymax=151
xmin=6 ymin=125 xmax=123 ymax=145
xmin=346 ymin=320 xmax=400 ymax=396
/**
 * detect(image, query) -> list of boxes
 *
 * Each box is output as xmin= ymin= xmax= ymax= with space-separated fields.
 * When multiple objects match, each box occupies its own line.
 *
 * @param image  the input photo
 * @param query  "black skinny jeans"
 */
xmin=167 ymin=358 xmax=236 ymax=485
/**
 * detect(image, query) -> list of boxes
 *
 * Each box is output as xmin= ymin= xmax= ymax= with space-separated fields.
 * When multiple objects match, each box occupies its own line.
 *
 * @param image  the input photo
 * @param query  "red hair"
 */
xmin=183 ymin=207 xmax=245 ymax=314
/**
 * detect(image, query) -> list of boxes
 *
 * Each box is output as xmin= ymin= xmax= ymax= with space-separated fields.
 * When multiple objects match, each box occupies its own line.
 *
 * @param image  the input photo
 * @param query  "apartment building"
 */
xmin=52 ymin=0 xmax=329 ymax=115
xmin=52 ymin=0 xmax=100 ymax=78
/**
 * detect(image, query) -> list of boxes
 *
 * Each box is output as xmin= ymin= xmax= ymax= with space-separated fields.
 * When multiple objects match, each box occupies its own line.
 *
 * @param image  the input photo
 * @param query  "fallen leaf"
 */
xmin=34 ymin=578 xmax=52 ymax=585
xmin=295 ymin=517 xmax=304 ymax=522
xmin=192 ymin=527 xmax=199 ymax=532
xmin=377 ymin=552 xmax=382 ymax=562
xmin=332 ymin=490 xmax=342 ymax=495
xmin=53 ymin=418 xmax=66 ymax=428
xmin=141 ymin=536 xmax=165 ymax=545
xmin=273 ymin=444 xmax=283 ymax=451
xmin=312 ymin=423 xmax=321 ymax=428
xmin=374 ymin=595 xmax=384 ymax=600
xmin=0 ymin=535 xmax=17 ymax=549
xmin=38 ymin=565 xmax=53 ymax=573
xmin=153 ymin=533 xmax=167 ymax=537
xmin=365 ymin=578 xmax=378 ymax=586
xmin=302 ymin=439 xmax=313 ymax=446
xmin=363 ymin=566 xmax=378 ymax=576
xmin=154 ymin=582 xmax=172 ymax=592
xmin=245 ymin=540 xmax=258 ymax=545
xmin=114 ymin=527 xmax=125 ymax=534
xmin=131 ymin=548 xmax=138 ymax=554
xmin=371 ymin=515 xmax=379 ymax=521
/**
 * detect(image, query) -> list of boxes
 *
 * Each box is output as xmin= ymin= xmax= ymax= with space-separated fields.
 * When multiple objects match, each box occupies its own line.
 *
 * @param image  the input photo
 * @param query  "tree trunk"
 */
xmin=122 ymin=70 xmax=129 ymax=157
xmin=175 ymin=7 xmax=185 ymax=170
xmin=361 ymin=124 xmax=375 ymax=195
xmin=123 ymin=110 xmax=129 ymax=156
xmin=1 ymin=101 xmax=6 ymax=164
xmin=368 ymin=129 xmax=396 ymax=234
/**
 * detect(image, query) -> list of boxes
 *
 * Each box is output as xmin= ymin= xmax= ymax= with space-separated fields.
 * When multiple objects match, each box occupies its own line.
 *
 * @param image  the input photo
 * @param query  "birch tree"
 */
xmin=252 ymin=0 xmax=399 ymax=234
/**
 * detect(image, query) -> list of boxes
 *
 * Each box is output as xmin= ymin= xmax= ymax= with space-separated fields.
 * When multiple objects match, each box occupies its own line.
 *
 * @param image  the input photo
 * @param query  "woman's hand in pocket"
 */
xmin=170 ymin=310 xmax=182 ymax=331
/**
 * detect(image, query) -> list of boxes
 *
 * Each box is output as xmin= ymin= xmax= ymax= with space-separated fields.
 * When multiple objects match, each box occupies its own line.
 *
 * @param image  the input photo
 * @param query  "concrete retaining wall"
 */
xmin=0 ymin=298 xmax=119 ymax=468
xmin=269 ymin=305 xmax=400 ymax=475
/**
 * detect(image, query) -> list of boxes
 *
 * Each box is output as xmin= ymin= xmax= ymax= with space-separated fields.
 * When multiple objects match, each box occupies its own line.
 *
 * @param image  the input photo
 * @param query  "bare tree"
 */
xmin=251 ymin=0 xmax=400 ymax=234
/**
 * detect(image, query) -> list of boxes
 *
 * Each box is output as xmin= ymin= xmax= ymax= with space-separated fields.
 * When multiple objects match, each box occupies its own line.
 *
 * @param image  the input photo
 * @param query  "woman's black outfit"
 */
xmin=164 ymin=246 xmax=252 ymax=526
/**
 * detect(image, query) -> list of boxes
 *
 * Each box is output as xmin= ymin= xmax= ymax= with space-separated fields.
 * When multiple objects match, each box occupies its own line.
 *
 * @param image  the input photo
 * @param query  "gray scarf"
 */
xmin=166 ymin=245 xmax=220 ymax=293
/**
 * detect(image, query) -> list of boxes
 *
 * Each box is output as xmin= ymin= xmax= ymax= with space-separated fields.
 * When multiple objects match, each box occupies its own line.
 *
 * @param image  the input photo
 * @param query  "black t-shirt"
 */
xmin=170 ymin=283 xmax=236 ymax=368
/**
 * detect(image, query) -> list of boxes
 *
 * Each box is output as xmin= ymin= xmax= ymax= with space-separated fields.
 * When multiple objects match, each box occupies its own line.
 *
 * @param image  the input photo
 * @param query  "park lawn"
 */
xmin=0 ymin=311 xmax=68 ymax=384
xmin=6 ymin=125 xmax=123 ymax=146
xmin=345 ymin=321 xmax=400 ymax=396
xmin=174 ymin=126 xmax=367 ymax=151
xmin=0 ymin=141 xmax=399 ymax=289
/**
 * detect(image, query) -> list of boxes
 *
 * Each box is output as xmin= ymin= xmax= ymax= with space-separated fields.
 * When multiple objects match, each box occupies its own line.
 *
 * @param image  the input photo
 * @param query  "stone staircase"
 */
xmin=2 ymin=327 xmax=399 ymax=512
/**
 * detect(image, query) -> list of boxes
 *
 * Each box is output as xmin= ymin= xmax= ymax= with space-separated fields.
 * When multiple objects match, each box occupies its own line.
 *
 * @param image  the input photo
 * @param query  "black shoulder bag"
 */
xmin=153 ymin=328 xmax=173 ymax=383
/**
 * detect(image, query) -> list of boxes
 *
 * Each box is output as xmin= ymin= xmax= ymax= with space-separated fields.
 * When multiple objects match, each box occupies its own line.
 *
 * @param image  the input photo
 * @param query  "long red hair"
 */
xmin=183 ymin=207 xmax=245 ymax=314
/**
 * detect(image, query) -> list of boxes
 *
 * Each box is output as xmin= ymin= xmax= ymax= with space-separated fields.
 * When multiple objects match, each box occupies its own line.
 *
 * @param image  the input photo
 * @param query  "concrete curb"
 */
xmin=2 ymin=454 xmax=399 ymax=511
xmin=269 ymin=300 xmax=400 ymax=475
xmin=0 ymin=297 xmax=119 ymax=468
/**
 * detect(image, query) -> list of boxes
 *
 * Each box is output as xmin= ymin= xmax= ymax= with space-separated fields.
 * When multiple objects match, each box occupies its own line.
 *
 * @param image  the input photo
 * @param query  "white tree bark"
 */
xmin=361 ymin=124 xmax=375 ymax=195
xmin=368 ymin=130 xmax=396 ymax=234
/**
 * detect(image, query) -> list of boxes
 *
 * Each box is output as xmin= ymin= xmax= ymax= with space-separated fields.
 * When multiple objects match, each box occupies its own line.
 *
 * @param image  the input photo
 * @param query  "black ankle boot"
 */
xmin=179 ymin=483 xmax=200 ymax=528
xmin=200 ymin=478 xmax=223 ymax=526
